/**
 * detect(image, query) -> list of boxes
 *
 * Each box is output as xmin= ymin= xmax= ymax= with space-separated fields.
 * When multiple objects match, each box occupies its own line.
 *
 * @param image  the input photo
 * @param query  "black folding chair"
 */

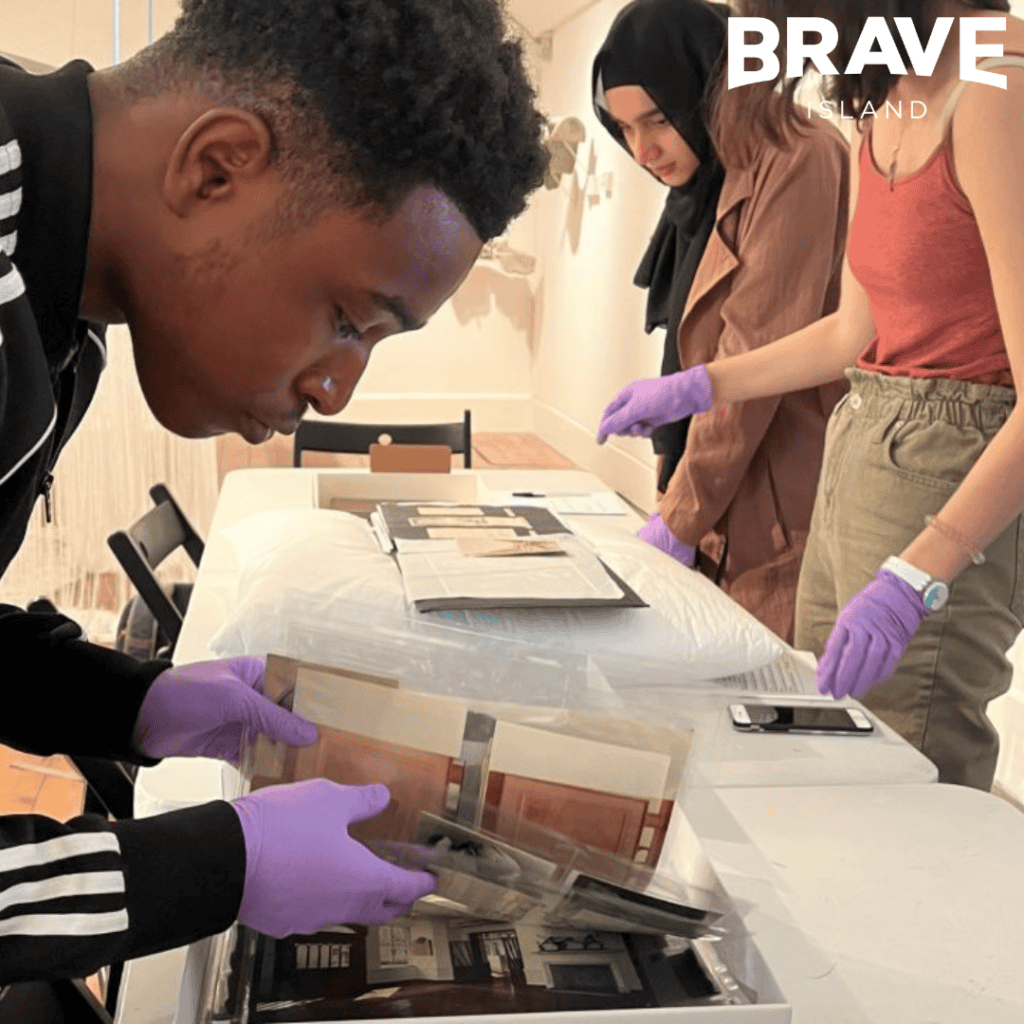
xmin=292 ymin=410 xmax=472 ymax=468
xmin=107 ymin=483 xmax=205 ymax=660
xmin=0 ymin=978 xmax=114 ymax=1023
xmin=97 ymin=485 xmax=205 ymax=1014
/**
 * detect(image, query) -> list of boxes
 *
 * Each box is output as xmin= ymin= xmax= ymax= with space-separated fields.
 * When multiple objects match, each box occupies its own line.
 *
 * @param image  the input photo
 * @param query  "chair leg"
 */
xmin=103 ymin=964 xmax=123 ymax=1019
xmin=60 ymin=979 xmax=114 ymax=1023
xmin=70 ymin=757 xmax=136 ymax=823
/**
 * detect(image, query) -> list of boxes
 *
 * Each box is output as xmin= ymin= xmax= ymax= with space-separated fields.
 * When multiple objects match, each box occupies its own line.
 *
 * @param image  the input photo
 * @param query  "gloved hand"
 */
xmin=638 ymin=512 xmax=697 ymax=568
xmin=133 ymin=657 xmax=318 ymax=762
xmin=232 ymin=780 xmax=437 ymax=937
xmin=817 ymin=569 xmax=930 ymax=700
xmin=597 ymin=365 xmax=714 ymax=443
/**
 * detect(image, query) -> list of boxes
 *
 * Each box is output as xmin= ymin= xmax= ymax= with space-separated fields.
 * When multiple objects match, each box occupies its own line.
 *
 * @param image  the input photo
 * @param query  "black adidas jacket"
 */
xmin=0 ymin=58 xmax=245 ymax=985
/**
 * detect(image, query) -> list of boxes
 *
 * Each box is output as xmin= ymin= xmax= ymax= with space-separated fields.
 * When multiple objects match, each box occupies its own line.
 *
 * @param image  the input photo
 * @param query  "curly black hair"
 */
xmin=118 ymin=0 xmax=548 ymax=241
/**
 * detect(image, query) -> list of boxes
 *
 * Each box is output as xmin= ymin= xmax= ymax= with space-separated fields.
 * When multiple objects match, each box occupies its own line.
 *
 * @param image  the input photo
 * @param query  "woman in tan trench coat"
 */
xmin=594 ymin=0 xmax=848 ymax=642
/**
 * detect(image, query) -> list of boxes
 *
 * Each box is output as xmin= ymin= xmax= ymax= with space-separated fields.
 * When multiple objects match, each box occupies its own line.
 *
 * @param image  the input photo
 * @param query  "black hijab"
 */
xmin=593 ymin=0 xmax=729 ymax=487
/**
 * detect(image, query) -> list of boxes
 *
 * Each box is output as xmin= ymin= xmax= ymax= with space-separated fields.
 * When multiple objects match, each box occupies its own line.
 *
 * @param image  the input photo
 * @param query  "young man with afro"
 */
xmin=0 ymin=0 xmax=546 ymax=987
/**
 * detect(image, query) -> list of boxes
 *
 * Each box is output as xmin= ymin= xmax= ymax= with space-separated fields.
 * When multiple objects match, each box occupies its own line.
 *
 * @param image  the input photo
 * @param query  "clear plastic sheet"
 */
xmin=211 ymin=506 xmax=783 ymax=683
xmin=189 ymin=643 xmax=786 ymax=1024
xmin=246 ymin=652 xmax=693 ymax=874
xmin=211 ymin=591 xmax=626 ymax=714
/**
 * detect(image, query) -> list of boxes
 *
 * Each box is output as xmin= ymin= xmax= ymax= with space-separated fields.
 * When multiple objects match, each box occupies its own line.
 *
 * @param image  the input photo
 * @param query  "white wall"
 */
xmin=343 ymin=209 xmax=537 ymax=431
xmin=529 ymin=0 xmax=668 ymax=511
xmin=0 ymin=0 xmax=181 ymax=69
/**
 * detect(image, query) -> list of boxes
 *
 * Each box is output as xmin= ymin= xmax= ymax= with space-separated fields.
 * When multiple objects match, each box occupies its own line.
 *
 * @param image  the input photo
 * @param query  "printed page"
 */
xmin=292 ymin=663 xmax=468 ymax=758
xmin=488 ymin=721 xmax=670 ymax=801
xmin=396 ymin=537 xmax=624 ymax=604
xmin=379 ymin=501 xmax=569 ymax=548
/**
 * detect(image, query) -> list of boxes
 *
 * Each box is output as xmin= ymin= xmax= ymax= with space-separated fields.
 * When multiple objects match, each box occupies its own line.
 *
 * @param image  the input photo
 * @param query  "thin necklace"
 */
xmin=887 ymin=120 xmax=908 ymax=192
xmin=888 ymin=142 xmax=899 ymax=191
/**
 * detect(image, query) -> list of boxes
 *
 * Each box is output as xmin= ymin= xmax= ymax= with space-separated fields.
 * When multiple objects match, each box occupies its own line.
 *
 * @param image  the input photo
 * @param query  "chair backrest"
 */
xmin=292 ymin=410 xmax=472 ymax=468
xmin=149 ymin=483 xmax=205 ymax=565
xmin=106 ymin=484 xmax=205 ymax=650
xmin=0 ymin=979 xmax=113 ymax=1023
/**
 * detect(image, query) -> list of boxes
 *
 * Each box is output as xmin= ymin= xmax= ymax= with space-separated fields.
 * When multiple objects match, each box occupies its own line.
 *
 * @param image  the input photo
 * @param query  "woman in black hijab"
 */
xmin=593 ymin=0 xmax=850 ymax=642
xmin=593 ymin=0 xmax=728 ymax=496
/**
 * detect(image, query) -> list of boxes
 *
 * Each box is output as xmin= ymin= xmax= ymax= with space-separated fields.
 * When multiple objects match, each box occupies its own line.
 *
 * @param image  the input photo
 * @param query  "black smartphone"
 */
xmin=729 ymin=703 xmax=874 ymax=735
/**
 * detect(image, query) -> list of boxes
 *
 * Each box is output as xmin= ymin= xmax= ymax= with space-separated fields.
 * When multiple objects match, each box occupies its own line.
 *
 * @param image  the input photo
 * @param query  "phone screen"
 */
xmin=730 ymin=703 xmax=873 ymax=733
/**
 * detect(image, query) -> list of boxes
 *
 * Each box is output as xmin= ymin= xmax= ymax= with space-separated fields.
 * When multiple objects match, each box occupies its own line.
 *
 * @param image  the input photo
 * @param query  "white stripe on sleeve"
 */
xmin=0 ymin=832 xmax=120 ymax=874
xmin=0 ymin=871 xmax=125 ymax=915
xmin=0 ymin=910 xmax=129 ymax=937
xmin=0 ymin=186 xmax=21 ymax=219
xmin=0 ymin=263 xmax=25 ymax=305
xmin=0 ymin=140 xmax=21 ymax=176
xmin=0 ymin=230 xmax=16 ymax=255
xmin=87 ymin=328 xmax=107 ymax=367
xmin=0 ymin=403 xmax=56 ymax=486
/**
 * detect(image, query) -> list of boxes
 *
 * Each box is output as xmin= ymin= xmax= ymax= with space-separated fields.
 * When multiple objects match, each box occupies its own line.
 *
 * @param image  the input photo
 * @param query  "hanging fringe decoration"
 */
xmin=0 ymin=327 xmax=220 ymax=645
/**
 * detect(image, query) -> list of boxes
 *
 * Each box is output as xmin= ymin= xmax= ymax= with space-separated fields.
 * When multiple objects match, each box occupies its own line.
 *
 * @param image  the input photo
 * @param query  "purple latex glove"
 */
xmin=638 ymin=512 xmax=697 ymax=568
xmin=133 ymin=657 xmax=318 ymax=762
xmin=232 ymin=780 xmax=437 ymax=937
xmin=817 ymin=570 xmax=930 ymax=700
xmin=597 ymin=365 xmax=714 ymax=444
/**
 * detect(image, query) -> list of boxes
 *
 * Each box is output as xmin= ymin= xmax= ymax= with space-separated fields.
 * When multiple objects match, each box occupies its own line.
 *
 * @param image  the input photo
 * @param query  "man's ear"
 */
xmin=162 ymin=108 xmax=275 ymax=217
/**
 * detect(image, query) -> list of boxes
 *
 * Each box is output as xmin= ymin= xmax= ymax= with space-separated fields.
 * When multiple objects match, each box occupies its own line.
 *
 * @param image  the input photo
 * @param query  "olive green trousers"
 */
xmin=795 ymin=368 xmax=1023 ymax=790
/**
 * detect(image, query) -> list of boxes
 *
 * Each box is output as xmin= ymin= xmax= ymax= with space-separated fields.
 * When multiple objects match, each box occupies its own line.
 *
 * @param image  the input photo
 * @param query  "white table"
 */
xmin=679 ymin=783 xmax=1024 ymax=1023
xmin=120 ymin=785 xmax=1024 ymax=1024
xmin=118 ymin=467 xmax=954 ymax=1024
xmin=157 ymin=467 xmax=934 ymax=801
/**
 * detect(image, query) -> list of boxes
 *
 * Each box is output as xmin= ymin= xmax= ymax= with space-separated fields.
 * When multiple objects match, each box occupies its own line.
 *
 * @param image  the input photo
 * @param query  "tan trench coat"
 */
xmin=659 ymin=120 xmax=849 ymax=642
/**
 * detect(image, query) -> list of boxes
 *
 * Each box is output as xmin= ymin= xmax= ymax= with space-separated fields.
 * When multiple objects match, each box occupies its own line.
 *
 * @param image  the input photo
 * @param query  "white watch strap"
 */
xmin=881 ymin=555 xmax=931 ymax=592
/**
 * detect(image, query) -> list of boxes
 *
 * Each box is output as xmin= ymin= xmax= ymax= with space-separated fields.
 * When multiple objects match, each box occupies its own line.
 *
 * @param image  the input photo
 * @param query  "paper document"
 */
xmin=370 ymin=501 xmax=646 ymax=611
xmin=714 ymin=649 xmax=825 ymax=696
xmin=455 ymin=537 xmax=565 ymax=558
xmin=396 ymin=538 xmax=625 ymax=605
xmin=379 ymin=502 xmax=569 ymax=548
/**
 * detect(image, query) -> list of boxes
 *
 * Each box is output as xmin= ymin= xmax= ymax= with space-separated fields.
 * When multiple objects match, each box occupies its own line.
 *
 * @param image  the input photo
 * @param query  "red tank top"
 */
xmin=848 ymin=118 xmax=1012 ymax=386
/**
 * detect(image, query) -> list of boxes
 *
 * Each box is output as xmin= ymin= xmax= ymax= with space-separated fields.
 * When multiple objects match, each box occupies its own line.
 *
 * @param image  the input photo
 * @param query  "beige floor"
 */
xmin=214 ymin=429 xmax=577 ymax=483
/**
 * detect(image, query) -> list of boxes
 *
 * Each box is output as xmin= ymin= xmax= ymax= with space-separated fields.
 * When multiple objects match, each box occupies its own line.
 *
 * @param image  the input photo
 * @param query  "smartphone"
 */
xmin=729 ymin=703 xmax=874 ymax=735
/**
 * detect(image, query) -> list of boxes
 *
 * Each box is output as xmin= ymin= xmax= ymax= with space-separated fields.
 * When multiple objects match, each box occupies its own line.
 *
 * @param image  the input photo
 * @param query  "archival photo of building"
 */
xmin=235 ymin=917 xmax=728 ymax=1022
xmin=249 ymin=656 xmax=679 ymax=867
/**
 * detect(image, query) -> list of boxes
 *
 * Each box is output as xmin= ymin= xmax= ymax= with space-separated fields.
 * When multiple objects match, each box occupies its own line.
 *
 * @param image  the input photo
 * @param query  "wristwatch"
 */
xmin=881 ymin=556 xmax=949 ymax=612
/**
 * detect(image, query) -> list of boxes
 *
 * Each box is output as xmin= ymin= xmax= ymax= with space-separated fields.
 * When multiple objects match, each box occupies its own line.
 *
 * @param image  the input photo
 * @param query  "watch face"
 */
xmin=923 ymin=582 xmax=949 ymax=611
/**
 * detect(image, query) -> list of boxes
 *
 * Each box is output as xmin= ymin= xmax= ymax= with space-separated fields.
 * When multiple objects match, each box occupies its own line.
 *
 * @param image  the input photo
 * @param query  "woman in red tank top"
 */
xmin=598 ymin=0 xmax=1024 ymax=790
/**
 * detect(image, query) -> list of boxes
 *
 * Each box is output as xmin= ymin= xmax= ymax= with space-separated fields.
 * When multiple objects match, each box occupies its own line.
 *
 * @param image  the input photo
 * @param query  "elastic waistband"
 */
xmin=845 ymin=367 xmax=1015 ymax=430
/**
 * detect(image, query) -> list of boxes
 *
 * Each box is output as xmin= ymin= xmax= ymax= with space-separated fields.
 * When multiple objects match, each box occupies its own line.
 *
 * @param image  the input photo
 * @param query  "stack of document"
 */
xmin=370 ymin=501 xmax=646 ymax=611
